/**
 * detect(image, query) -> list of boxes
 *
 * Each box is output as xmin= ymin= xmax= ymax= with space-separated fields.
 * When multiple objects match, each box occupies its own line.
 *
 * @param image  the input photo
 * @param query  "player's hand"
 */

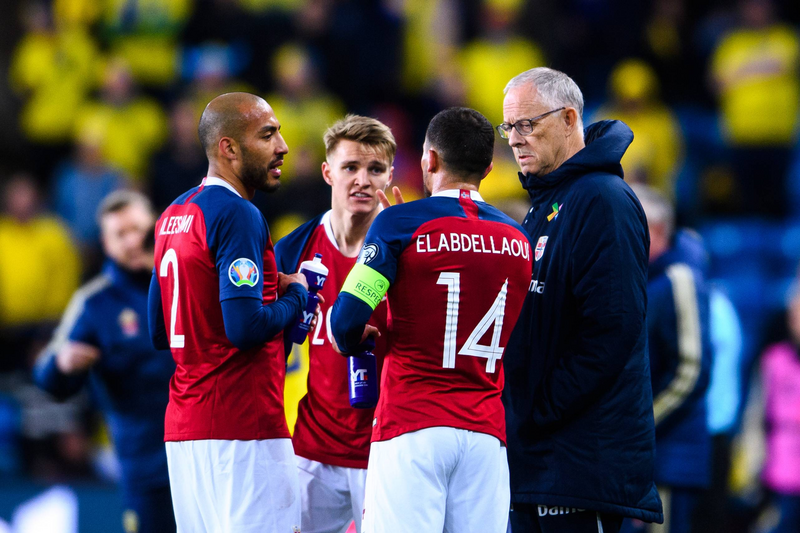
xmin=331 ymin=324 xmax=381 ymax=355
xmin=56 ymin=341 xmax=101 ymax=374
xmin=377 ymin=186 xmax=405 ymax=209
xmin=309 ymin=294 xmax=324 ymax=331
xmin=279 ymin=272 xmax=309 ymax=294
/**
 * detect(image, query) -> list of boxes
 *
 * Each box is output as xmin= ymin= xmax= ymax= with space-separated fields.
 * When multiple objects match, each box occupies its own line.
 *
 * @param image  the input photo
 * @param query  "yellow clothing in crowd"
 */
xmin=74 ymin=98 xmax=168 ymax=181
xmin=10 ymin=27 xmax=102 ymax=144
xmin=266 ymin=94 xmax=345 ymax=180
xmin=595 ymin=104 xmax=683 ymax=197
xmin=458 ymin=37 xmax=545 ymax=125
xmin=711 ymin=24 xmax=800 ymax=146
xmin=101 ymin=0 xmax=192 ymax=86
xmin=0 ymin=216 xmax=80 ymax=327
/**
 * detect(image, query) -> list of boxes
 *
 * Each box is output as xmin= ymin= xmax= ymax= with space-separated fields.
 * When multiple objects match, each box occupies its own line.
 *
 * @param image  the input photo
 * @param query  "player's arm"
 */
xmin=531 ymin=189 xmax=649 ymax=429
xmin=220 ymin=278 xmax=307 ymax=351
xmin=273 ymin=231 xmax=305 ymax=358
xmin=651 ymin=264 xmax=706 ymax=427
xmin=213 ymin=204 xmax=308 ymax=351
xmin=148 ymin=270 xmax=169 ymax=350
xmin=34 ymin=290 xmax=100 ymax=400
xmin=331 ymin=211 xmax=400 ymax=354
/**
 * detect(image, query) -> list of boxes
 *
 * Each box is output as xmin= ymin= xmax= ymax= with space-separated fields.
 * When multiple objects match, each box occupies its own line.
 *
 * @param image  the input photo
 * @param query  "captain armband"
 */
xmin=340 ymin=263 xmax=389 ymax=310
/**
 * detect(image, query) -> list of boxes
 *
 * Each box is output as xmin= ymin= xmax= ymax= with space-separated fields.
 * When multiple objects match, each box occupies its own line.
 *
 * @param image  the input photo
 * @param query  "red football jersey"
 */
xmin=154 ymin=177 xmax=290 ymax=441
xmin=276 ymin=212 xmax=388 ymax=469
xmin=336 ymin=190 xmax=533 ymax=445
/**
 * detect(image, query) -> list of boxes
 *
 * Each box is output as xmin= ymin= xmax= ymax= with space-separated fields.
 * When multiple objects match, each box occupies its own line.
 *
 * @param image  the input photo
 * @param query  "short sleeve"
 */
xmin=209 ymin=201 xmax=268 ymax=302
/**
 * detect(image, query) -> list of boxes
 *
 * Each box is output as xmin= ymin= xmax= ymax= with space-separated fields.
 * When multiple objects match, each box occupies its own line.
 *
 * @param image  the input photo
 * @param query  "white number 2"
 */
xmin=159 ymin=248 xmax=185 ymax=348
xmin=436 ymin=272 xmax=509 ymax=373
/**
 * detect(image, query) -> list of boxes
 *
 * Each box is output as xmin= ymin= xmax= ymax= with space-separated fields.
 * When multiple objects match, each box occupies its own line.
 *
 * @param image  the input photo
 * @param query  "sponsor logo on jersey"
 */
xmin=228 ymin=258 xmax=259 ymax=287
xmin=118 ymin=308 xmax=139 ymax=337
xmin=547 ymin=203 xmax=562 ymax=222
xmin=529 ymin=279 xmax=545 ymax=294
xmin=359 ymin=243 xmax=379 ymax=264
xmin=535 ymin=236 xmax=548 ymax=261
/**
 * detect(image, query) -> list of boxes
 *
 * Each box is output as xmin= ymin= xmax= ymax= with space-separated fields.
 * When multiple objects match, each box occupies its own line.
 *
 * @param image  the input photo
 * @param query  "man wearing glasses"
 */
xmin=498 ymin=67 xmax=663 ymax=533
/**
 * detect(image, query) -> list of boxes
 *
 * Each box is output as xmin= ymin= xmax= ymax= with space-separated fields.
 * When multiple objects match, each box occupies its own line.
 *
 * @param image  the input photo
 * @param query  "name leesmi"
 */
xmin=415 ymin=232 xmax=530 ymax=259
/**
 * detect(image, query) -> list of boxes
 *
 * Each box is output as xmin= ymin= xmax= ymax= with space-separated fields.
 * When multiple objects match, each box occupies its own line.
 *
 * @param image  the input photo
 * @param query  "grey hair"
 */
xmin=96 ymin=189 xmax=153 ymax=224
xmin=630 ymin=183 xmax=674 ymax=237
xmin=504 ymin=67 xmax=584 ymax=128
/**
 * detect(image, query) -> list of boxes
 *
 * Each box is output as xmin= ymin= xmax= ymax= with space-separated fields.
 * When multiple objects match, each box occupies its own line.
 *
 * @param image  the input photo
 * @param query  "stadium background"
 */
xmin=0 ymin=0 xmax=798 ymax=530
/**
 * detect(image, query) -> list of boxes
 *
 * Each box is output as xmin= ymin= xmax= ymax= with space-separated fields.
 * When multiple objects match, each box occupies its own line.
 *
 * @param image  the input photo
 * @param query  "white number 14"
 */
xmin=436 ymin=272 xmax=508 ymax=373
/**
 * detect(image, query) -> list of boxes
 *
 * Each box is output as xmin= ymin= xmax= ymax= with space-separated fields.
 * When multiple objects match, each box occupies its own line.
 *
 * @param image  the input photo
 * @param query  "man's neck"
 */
xmin=430 ymin=173 xmax=480 ymax=196
xmin=329 ymin=206 xmax=378 ymax=258
xmin=206 ymin=164 xmax=253 ymax=200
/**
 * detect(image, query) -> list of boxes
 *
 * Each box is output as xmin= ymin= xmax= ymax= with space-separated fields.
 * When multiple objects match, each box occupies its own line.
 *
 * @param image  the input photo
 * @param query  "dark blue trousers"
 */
xmin=121 ymin=484 xmax=176 ymax=533
xmin=620 ymin=486 xmax=701 ymax=533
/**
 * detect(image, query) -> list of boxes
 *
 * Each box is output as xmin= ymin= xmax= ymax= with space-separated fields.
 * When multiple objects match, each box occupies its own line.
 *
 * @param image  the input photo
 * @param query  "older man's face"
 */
xmin=502 ymin=84 xmax=567 ymax=176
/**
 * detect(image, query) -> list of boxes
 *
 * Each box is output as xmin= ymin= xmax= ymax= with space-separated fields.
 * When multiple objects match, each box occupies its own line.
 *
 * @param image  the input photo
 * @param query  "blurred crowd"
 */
xmin=1 ymin=0 xmax=800 ymax=530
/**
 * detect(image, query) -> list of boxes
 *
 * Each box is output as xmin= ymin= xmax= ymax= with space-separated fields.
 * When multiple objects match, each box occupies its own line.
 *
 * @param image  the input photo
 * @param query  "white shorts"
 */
xmin=166 ymin=439 xmax=300 ymax=533
xmin=362 ymin=426 xmax=509 ymax=533
xmin=296 ymin=456 xmax=366 ymax=533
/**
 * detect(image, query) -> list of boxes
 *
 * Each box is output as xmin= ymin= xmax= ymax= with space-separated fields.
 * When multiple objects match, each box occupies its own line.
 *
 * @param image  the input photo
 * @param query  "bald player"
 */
xmin=148 ymin=92 xmax=310 ymax=532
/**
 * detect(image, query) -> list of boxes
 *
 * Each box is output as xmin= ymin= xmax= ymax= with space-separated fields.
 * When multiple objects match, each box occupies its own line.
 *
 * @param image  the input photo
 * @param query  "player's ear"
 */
xmin=385 ymin=166 xmax=394 ymax=189
xmin=321 ymin=161 xmax=334 ymax=186
xmin=219 ymin=137 xmax=237 ymax=160
xmin=427 ymin=149 xmax=438 ymax=174
xmin=480 ymin=161 xmax=494 ymax=180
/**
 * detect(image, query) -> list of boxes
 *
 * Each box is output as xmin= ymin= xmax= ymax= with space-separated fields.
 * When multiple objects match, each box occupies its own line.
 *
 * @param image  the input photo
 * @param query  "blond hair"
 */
xmin=323 ymin=115 xmax=397 ymax=164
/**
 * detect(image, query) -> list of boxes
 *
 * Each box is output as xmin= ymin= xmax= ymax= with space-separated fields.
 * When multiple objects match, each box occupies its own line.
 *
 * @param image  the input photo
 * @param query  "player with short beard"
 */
xmin=148 ymin=92 xmax=313 ymax=532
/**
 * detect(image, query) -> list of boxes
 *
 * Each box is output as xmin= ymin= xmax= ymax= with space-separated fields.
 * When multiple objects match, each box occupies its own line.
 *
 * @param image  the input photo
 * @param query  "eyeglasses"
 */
xmin=496 ymin=107 xmax=565 ymax=139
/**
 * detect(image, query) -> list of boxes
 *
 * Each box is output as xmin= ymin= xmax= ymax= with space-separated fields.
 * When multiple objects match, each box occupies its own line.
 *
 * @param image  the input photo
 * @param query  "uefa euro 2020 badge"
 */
xmin=118 ymin=308 xmax=139 ymax=337
xmin=228 ymin=258 xmax=259 ymax=287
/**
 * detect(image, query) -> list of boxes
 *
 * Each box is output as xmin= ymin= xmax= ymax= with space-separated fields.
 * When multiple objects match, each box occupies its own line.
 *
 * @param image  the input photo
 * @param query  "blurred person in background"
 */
xmin=0 ymin=174 xmax=80 ymax=373
xmin=758 ymin=285 xmax=800 ymax=533
xmin=457 ymin=0 xmax=545 ymax=126
xmin=99 ymin=0 xmax=191 ymax=88
xmin=595 ymin=59 xmax=684 ymax=198
xmin=710 ymin=0 xmax=799 ymax=216
xmin=73 ymin=58 xmax=167 ymax=183
xmin=53 ymin=125 xmax=126 ymax=274
xmin=695 ymin=286 xmax=744 ymax=533
xmin=9 ymin=1 xmax=102 ymax=174
xmin=150 ymin=98 xmax=207 ymax=212
xmin=34 ymin=190 xmax=175 ymax=533
xmin=626 ymin=184 xmax=713 ymax=533
xmin=264 ymin=43 xmax=345 ymax=220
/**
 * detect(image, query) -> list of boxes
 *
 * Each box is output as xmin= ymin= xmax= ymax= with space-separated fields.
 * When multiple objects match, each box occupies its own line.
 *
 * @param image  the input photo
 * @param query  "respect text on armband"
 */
xmin=341 ymin=264 xmax=389 ymax=310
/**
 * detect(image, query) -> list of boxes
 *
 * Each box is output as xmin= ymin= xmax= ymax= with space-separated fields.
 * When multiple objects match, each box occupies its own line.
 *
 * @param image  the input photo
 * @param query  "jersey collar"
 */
xmin=320 ymin=210 xmax=339 ymax=251
xmin=431 ymin=189 xmax=485 ymax=202
xmin=203 ymin=176 xmax=242 ymax=198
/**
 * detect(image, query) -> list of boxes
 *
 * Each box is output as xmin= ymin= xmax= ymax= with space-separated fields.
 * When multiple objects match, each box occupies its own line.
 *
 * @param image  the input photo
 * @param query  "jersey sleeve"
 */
xmin=332 ymin=207 xmax=408 ymax=353
xmin=208 ymin=201 xmax=268 ymax=302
